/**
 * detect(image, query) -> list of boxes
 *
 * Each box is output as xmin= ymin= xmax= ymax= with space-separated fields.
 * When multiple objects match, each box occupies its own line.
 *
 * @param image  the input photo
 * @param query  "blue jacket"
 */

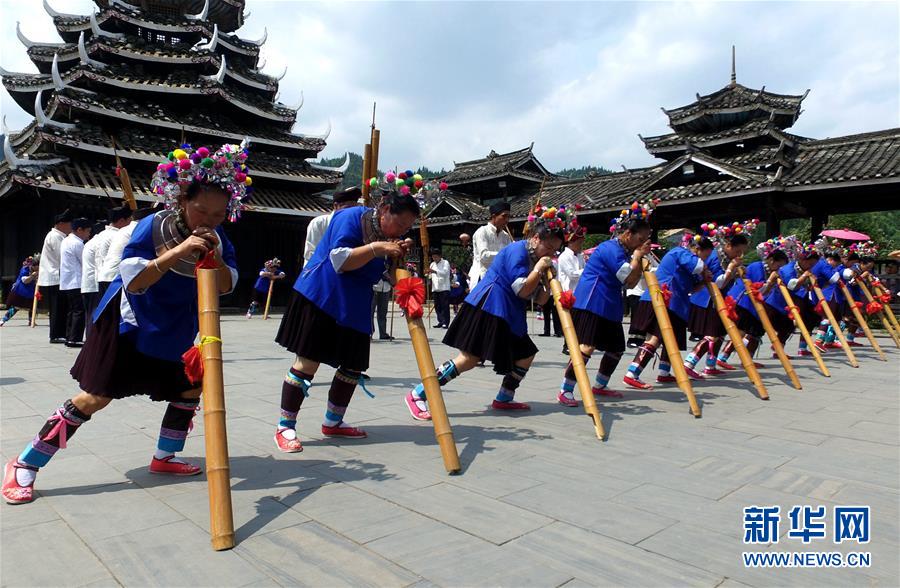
xmin=466 ymin=240 xmax=531 ymax=337
xmin=640 ymin=247 xmax=705 ymax=322
xmin=573 ymin=238 xmax=631 ymax=322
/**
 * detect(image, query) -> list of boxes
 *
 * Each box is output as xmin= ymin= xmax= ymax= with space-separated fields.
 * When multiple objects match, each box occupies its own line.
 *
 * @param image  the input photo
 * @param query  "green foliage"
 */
xmin=555 ymin=165 xmax=613 ymax=179
xmin=583 ymin=233 xmax=610 ymax=248
xmin=782 ymin=211 xmax=900 ymax=251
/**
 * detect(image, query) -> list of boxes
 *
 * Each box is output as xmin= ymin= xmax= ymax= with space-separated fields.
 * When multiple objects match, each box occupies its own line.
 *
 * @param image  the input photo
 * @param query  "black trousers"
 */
xmin=542 ymin=298 xmax=562 ymax=336
xmin=44 ymin=285 xmax=67 ymax=341
xmin=62 ymin=288 xmax=85 ymax=344
xmin=433 ymin=290 xmax=451 ymax=327
xmin=371 ymin=289 xmax=391 ymax=337
xmin=82 ymin=291 xmax=100 ymax=337
xmin=98 ymin=281 xmax=112 ymax=299
xmin=626 ymin=294 xmax=644 ymax=336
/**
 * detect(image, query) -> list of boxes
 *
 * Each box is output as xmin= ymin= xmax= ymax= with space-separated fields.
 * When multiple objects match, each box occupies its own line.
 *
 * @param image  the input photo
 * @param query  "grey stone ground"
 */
xmin=1 ymin=311 xmax=898 ymax=587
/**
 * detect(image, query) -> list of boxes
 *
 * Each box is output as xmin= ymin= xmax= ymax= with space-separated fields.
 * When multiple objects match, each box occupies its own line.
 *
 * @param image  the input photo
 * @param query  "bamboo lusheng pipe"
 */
xmin=642 ymin=261 xmax=701 ymax=417
xmin=361 ymin=143 xmax=373 ymax=204
xmin=111 ymin=135 xmax=137 ymax=211
xmin=706 ymin=281 xmax=769 ymax=400
xmin=740 ymin=271 xmax=802 ymax=390
xmin=777 ymin=279 xmax=830 ymax=377
xmin=857 ymin=280 xmax=900 ymax=348
xmin=867 ymin=277 xmax=900 ymax=336
xmin=546 ymin=269 xmax=605 ymax=439
xmin=197 ymin=266 xmax=235 ymax=550
xmin=811 ymin=285 xmax=859 ymax=368
xmin=262 ymin=278 xmax=274 ymax=320
xmin=838 ymin=282 xmax=886 ymax=361
xmin=30 ymin=285 xmax=39 ymax=328
xmin=395 ymin=267 xmax=461 ymax=474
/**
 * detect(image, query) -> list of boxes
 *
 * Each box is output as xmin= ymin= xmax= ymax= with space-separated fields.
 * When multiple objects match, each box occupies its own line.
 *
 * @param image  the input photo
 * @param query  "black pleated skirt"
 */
xmin=570 ymin=308 xmax=626 ymax=353
xmin=735 ymin=306 xmax=765 ymax=338
xmin=631 ymin=300 xmax=688 ymax=350
xmin=275 ymin=291 xmax=370 ymax=371
xmin=70 ymin=291 xmax=195 ymax=402
xmin=443 ymin=301 xmax=538 ymax=375
xmin=688 ymin=304 xmax=727 ymax=338
xmin=5 ymin=291 xmax=32 ymax=309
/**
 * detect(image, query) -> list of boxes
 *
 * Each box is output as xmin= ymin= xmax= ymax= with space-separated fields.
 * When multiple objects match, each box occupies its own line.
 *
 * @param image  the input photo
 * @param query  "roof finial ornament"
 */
xmin=730 ymin=45 xmax=737 ymax=86
xmin=35 ymin=91 xmax=76 ymax=130
xmin=310 ymin=152 xmax=350 ymax=173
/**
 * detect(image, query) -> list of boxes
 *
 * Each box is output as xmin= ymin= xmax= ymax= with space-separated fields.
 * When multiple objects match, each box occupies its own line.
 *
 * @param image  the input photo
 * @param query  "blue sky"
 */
xmin=2 ymin=1 xmax=897 ymax=171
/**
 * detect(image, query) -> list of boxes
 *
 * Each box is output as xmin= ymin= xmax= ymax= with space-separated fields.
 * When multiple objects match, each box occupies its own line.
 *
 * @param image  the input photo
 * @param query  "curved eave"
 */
xmin=669 ymin=106 xmax=797 ymax=129
xmin=646 ymin=128 xmax=776 ymax=154
xmin=57 ymin=94 xmax=317 ymax=153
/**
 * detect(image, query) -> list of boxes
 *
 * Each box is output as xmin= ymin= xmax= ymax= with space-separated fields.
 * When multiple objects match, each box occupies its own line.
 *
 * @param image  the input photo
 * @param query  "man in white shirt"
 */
xmin=59 ymin=218 xmax=92 ymax=347
xmin=93 ymin=205 xmax=134 ymax=296
xmin=427 ymin=249 xmax=452 ymax=328
xmin=37 ymin=209 xmax=73 ymax=343
xmin=80 ymin=220 xmax=106 ymax=336
xmin=469 ymin=201 xmax=512 ymax=289
xmin=303 ymin=186 xmax=361 ymax=267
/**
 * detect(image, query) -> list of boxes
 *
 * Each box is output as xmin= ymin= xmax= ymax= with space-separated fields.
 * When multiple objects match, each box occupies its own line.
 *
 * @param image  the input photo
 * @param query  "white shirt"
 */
xmin=373 ymin=278 xmax=392 ymax=293
xmin=99 ymin=221 xmax=137 ymax=283
xmin=59 ymin=233 xmax=85 ymax=291
xmin=429 ymin=259 xmax=452 ymax=292
xmin=303 ymin=213 xmax=333 ymax=266
xmin=626 ymin=254 xmax=659 ymax=297
xmin=37 ymin=228 xmax=66 ymax=286
xmin=81 ymin=236 xmax=101 ymax=293
xmin=93 ymin=225 xmax=120 ymax=282
xmin=558 ymin=247 xmax=586 ymax=292
xmin=470 ymin=223 xmax=512 ymax=289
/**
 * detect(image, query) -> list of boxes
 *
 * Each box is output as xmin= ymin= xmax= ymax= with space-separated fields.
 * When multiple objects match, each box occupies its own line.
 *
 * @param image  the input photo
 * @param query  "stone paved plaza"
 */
xmin=1 ymin=313 xmax=898 ymax=587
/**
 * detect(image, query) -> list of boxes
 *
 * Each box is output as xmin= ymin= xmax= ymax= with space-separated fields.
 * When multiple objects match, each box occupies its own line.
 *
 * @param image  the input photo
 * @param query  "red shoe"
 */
xmin=683 ymin=367 xmax=706 ymax=380
xmin=405 ymin=392 xmax=432 ymax=421
xmin=321 ymin=423 xmax=367 ymax=438
xmin=715 ymin=360 xmax=737 ymax=371
xmin=149 ymin=456 xmax=201 ymax=476
xmin=656 ymin=375 xmax=676 ymax=383
xmin=845 ymin=341 xmax=863 ymax=347
xmin=798 ymin=350 xmax=814 ymax=357
xmin=623 ymin=375 xmax=652 ymax=390
xmin=557 ymin=391 xmax=579 ymax=407
xmin=274 ymin=428 xmax=303 ymax=453
xmin=753 ymin=362 xmax=765 ymax=369
xmin=491 ymin=399 xmax=531 ymax=411
xmin=703 ymin=367 xmax=725 ymax=376
xmin=592 ymin=386 xmax=624 ymax=398
xmin=813 ymin=341 xmax=829 ymax=353
xmin=2 ymin=459 xmax=37 ymax=505
xmin=824 ymin=342 xmax=841 ymax=349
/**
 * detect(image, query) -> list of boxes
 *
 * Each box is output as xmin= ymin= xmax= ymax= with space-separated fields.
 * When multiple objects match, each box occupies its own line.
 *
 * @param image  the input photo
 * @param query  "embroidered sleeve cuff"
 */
xmin=693 ymin=259 xmax=705 ymax=275
xmin=616 ymin=261 xmax=632 ymax=283
xmin=330 ymin=247 xmax=353 ymax=273
xmin=120 ymin=257 xmax=150 ymax=294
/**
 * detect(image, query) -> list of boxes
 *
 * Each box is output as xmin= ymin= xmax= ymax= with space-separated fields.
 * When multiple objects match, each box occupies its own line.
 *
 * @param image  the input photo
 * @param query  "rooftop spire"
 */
xmin=730 ymin=45 xmax=736 ymax=86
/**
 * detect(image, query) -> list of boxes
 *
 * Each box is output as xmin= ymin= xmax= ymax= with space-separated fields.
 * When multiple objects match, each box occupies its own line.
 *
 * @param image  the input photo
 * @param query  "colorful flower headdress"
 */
xmin=368 ymin=169 xmax=448 ymax=210
xmin=567 ymin=205 xmax=587 ymax=241
xmin=691 ymin=218 xmax=760 ymax=246
xmin=151 ymin=141 xmax=252 ymax=222
xmin=756 ymin=235 xmax=800 ymax=260
xmin=609 ymin=199 xmax=658 ymax=234
xmin=528 ymin=204 xmax=574 ymax=235
xmin=24 ymin=253 xmax=40 ymax=267
xmin=265 ymin=257 xmax=281 ymax=268
xmin=796 ymin=242 xmax=820 ymax=260
xmin=850 ymin=240 xmax=879 ymax=258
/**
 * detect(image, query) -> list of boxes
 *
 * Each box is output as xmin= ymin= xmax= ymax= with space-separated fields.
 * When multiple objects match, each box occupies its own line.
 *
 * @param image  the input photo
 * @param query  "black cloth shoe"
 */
xmin=50 ymin=338 xmax=66 ymax=344
xmin=538 ymin=333 xmax=552 ymax=337
xmin=379 ymin=335 xmax=394 ymax=340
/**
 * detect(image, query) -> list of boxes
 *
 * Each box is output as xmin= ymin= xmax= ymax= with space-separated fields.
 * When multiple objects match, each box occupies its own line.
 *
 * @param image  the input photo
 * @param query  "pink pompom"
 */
xmin=385 ymin=171 xmax=396 ymax=183
xmin=157 ymin=163 xmax=167 ymax=171
xmin=197 ymin=147 xmax=210 ymax=157
xmin=439 ymin=182 xmax=448 ymax=191
xmin=178 ymin=159 xmax=192 ymax=170
xmin=399 ymin=185 xmax=411 ymax=196
xmin=235 ymin=172 xmax=247 ymax=182
xmin=165 ymin=162 xmax=176 ymax=171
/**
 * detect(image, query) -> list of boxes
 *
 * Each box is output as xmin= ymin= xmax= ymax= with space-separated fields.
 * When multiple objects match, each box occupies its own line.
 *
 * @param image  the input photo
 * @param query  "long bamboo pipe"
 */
xmin=740 ymin=271 xmax=802 ymax=390
xmin=866 ymin=276 xmax=900 ymax=335
xmin=262 ymin=278 xmax=274 ymax=320
xmin=811 ymin=285 xmax=858 ymax=367
xmin=857 ymin=280 xmax=900 ymax=348
xmin=30 ymin=285 xmax=39 ymax=328
xmin=707 ymin=281 xmax=769 ymax=400
xmin=395 ymin=267 xmax=461 ymax=474
xmin=545 ymin=269 xmax=605 ymax=439
xmin=643 ymin=261 xmax=701 ymax=417
xmin=777 ymin=279 xmax=830 ymax=377
xmin=196 ymin=265 xmax=235 ymax=551
xmin=838 ymin=282 xmax=886 ymax=361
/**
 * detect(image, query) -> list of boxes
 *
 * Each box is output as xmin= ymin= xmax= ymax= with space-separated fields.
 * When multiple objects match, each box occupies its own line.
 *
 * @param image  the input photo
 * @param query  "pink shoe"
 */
xmin=274 ymin=428 xmax=303 ymax=453
xmin=845 ymin=341 xmax=863 ymax=347
xmin=557 ymin=392 xmax=579 ymax=407
xmin=623 ymin=375 xmax=652 ymax=390
xmin=824 ymin=342 xmax=841 ymax=349
xmin=405 ymin=392 xmax=432 ymax=421
xmin=2 ymin=459 xmax=36 ymax=505
xmin=798 ymin=350 xmax=814 ymax=357
xmin=715 ymin=360 xmax=736 ymax=371
xmin=149 ymin=456 xmax=202 ymax=476
xmin=703 ymin=367 xmax=725 ymax=376
xmin=321 ymin=423 xmax=367 ymax=438
xmin=656 ymin=374 xmax=676 ymax=383
xmin=752 ymin=362 xmax=765 ymax=369
xmin=813 ymin=341 xmax=829 ymax=353
xmin=491 ymin=399 xmax=531 ymax=411
xmin=683 ymin=366 xmax=706 ymax=380
xmin=592 ymin=386 xmax=624 ymax=398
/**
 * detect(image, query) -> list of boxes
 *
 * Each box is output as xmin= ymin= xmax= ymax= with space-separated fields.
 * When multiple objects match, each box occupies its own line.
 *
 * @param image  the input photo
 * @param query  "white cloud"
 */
xmin=1 ymin=0 xmax=896 ymax=173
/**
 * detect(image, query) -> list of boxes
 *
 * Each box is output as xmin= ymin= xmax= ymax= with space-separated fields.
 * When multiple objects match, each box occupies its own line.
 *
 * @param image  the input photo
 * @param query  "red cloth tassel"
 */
xmin=879 ymin=293 xmax=891 ymax=303
xmin=814 ymin=300 xmax=826 ymax=316
xmin=750 ymin=282 xmax=765 ymax=302
xmin=852 ymin=301 xmax=864 ymax=311
xmin=660 ymin=283 xmax=672 ymax=307
xmin=396 ymin=277 xmax=426 ymax=319
xmin=559 ymin=290 xmax=576 ymax=309
xmin=182 ymin=345 xmax=204 ymax=385
xmin=785 ymin=305 xmax=798 ymax=321
xmin=196 ymin=250 xmax=218 ymax=270
xmin=35 ymin=290 xmax=43 ymax=301
xmin=723 ymin=295 xmax=739 ymax=322
xmin=866 ymin=301 xmax=884 ymax=315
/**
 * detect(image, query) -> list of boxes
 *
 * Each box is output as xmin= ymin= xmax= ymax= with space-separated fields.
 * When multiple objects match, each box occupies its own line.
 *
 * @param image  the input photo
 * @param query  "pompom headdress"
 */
xmin=368 ymin=169 xmax=448 ymax=210
xmin=756 ymin=235 xmax=800 ymax=260
xmin=850 ymin=240 xmax=879 ymax=258
xmin=796 ymin=242 xmax=820 ymax=260
xmin=264 ymin=257 xmax=282 ymax=269
xmin=151 ymin=141 xmax=252 ymax=222
xmin=609 ymin=199 xmax=658 ymax=234
xmin=690 ymin=217 xmax=760 ymax=246
xmin=527 ymin=204 xmax=575 ymax=237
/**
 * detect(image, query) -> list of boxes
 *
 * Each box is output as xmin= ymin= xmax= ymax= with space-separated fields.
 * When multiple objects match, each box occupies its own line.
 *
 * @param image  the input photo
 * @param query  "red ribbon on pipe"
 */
xmin=814 ymin=300 xmax=826 ymax=316
xmin=749 ymin=281 xmax=765 ymax=302
xmin=785 ymin=305 xmax=798 ymax=321
xmin=559 ymin=290 xmax=576 ymax=310
xmin=723 ymin=295 xmax=739 ymax=322
xmin=879 ymin=293 xmax=891 ymax=303
xmin=866 ymin=301 xmax=884 ymax=315
xmin=660 ymin=283 xmax=672 ymax=307
xmin=396 ymin=277 xmax=426 ymax=319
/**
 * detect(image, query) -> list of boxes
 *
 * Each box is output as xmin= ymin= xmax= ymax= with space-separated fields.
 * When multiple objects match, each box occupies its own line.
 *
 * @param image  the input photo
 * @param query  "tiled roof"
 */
xmin=664 ymin=83 xmax=807 ymax=122
xmin=782 ymin=128 xmax=900 ymax=187
xmin=441 ymin=145 xmax=555 ymax=185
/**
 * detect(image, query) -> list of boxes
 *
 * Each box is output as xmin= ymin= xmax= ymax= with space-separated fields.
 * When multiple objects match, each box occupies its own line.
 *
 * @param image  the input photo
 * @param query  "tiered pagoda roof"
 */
xmin=439 ymin=144 xmax=558 ymax=202
xmin=1 ymin=0 xmax=343 ymax=216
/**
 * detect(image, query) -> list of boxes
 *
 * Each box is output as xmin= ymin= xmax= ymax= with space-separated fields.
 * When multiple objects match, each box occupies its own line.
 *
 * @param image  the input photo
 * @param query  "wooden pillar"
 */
xmin=765 ymin=196 xmax=781 ymax=238
xmin=810 ymin=213 xmax=827 ymax=240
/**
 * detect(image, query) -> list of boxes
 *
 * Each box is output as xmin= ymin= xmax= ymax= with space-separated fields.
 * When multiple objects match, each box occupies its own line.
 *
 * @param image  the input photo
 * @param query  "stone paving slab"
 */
xmin=1 ymin=314 xmax=898 ymax=586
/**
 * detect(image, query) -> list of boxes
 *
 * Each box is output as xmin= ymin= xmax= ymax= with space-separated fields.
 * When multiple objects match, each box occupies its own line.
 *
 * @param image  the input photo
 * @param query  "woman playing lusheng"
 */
xmin=557 ymin=201 xmax=652 ymax=407
xmin=273 ymin=189 xmax=419 ymax=452
xmin=3 ymin=143 xmax=246 ymax=504
xmin=405 ymin=205 xmax=571 ymax=420
xmin=1 ymin=254 xmax=39 ymax=326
